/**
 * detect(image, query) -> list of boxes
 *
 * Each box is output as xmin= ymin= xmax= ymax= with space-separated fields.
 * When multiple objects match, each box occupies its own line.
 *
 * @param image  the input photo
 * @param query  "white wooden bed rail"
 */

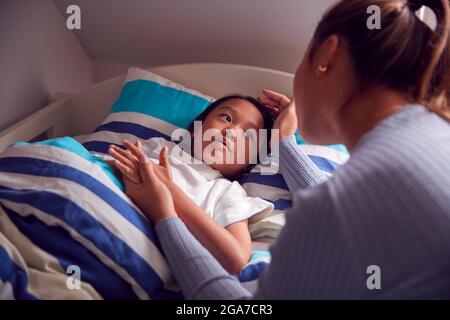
xmin=0 ymin=98 xmax=71 ymax=152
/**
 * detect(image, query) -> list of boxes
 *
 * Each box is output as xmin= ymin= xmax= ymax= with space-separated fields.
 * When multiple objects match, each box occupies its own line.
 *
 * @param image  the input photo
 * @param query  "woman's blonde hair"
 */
xmin=310 ymin=0 xmax=450 ymax=120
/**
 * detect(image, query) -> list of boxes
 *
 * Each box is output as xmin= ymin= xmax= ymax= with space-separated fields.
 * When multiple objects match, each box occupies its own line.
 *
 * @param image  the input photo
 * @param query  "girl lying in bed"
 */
xmin=107 ymin=93 xmax=280 ymax=274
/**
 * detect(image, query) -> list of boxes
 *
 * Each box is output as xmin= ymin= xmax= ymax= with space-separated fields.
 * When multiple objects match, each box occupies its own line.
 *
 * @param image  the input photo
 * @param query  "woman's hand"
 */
xmin=123 ymin=146 xmax=177 ymax=225
xmin=258 ymin=89 xmax=298 ymax=141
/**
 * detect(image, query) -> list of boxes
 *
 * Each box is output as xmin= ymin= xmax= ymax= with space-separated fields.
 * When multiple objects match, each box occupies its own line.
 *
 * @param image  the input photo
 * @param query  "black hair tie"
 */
xmin=408 ymin=0 xmax=425 ymax=11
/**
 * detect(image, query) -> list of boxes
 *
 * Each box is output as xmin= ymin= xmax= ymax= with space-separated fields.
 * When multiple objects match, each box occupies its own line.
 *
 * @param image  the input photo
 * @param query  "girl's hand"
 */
xmin=123 ymin=140 xmax=173 ymax=185
xmin=108 ymin=139 xmax=173 ymax=185
xmin=108 ymin=141 xmax=142 ymax=184
xmin=123 ymin=146 xmax=177 ymax=225
xmin=258 ymin=89 xmax=298 ymax=141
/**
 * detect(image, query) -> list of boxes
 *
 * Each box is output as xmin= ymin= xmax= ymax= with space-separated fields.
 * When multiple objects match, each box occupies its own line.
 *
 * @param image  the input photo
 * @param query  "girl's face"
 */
xmin=197 ymin=98 xmax=265 ymax=177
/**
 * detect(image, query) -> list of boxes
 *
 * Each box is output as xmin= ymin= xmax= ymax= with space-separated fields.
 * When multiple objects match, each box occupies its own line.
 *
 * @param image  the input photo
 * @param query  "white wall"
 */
xmin=0 ymin=0 xmax=93 ymax=131
xmin=92 ymin=61 xmax=137 ymax=83
xmin=52 ymin=0 xmax=334 ymax=82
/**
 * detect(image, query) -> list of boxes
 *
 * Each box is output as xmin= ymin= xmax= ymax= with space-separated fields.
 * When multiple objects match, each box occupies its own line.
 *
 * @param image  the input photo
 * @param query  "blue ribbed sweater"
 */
xmin=155 ymin=105 xmax=450 ymax=299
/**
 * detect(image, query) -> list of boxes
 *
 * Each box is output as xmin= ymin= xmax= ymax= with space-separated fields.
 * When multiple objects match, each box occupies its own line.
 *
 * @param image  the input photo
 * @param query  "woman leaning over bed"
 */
xmin=125 ymin=0 xmax=450 ymax=299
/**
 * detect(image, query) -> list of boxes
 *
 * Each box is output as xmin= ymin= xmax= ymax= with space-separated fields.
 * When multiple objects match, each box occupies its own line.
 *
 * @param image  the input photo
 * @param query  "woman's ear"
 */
xmin=316 ymin=35 xmax=340 ymax=76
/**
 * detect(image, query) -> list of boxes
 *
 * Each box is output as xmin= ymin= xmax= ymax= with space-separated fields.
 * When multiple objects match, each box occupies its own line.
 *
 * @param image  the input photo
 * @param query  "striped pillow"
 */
xmin=83 ymin=67 xmax=214 ymax=154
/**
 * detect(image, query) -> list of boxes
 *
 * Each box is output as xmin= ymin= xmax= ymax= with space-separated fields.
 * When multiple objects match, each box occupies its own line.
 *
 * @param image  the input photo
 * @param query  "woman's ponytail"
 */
xmin=310 ymin=0 xmax=450 ymax=121
xmin=415 ymin=0 xmax=450 ymax=120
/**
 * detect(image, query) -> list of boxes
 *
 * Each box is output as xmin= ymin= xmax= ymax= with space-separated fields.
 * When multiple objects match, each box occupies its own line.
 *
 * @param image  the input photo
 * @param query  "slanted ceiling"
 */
xmin=53 ymin=0 xmax=334 ymax=73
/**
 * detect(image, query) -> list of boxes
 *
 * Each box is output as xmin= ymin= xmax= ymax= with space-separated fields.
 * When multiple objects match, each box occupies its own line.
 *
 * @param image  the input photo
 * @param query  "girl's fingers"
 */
xmin=114 ymin=160 xmax=141 ymax=184
xmin=124 ymin=140 xmax=142 ymax=159
xmin=109 ymin=147 xmax=137 ymax=170
xmin=159 ymin=147 xmax=173 ymax=180
xmin=128 ymin=142 xmax=159 ymax=184
xmin=124 ymin=140 xmax=150 ymax=176
xmin=110 ymin=145 xmax=139 ymax=163
xmin=159 ymin=147 xmax=170 ymax=168
xmin=136 ymin=140 xmax=142 ymax=150
xmin=129 ymin=141 xmax=149 ymax=164
xmin=139 ymin=156 xmax=158 ymax=184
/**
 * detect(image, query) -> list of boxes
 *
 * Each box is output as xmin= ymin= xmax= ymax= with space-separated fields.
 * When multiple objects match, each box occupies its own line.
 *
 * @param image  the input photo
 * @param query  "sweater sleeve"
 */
xmin=278 ymin=135 xmax=328 ymax=192
xmin=155 ymin=185 xmax=361 ymax=300
xmin=155 ymin=216 xmax=252 ymax=299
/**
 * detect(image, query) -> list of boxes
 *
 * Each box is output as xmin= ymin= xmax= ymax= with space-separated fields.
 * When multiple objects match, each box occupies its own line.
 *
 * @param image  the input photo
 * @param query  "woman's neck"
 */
xmin=336 ymin=87 xmax=412 ymax=151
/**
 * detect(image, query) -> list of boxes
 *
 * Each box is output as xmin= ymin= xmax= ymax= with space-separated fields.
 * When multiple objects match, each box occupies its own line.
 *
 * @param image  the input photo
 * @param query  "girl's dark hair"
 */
xmin=193 ymin=94 xmax=274 ymax=136
xmin=310 ymin=0 xmax=450 ymax=120
xmin=189 ymin=94 xmax=274 ymax=163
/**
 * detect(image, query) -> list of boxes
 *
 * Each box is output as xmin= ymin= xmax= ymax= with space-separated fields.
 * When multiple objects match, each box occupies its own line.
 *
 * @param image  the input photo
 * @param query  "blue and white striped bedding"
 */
xmin=0 ymin=68 xmax=350 ymax=299
xmin=0 ymin=137 xmax=181 ymax=300
xmin=0 ymin=137 xmax=284 ymax=299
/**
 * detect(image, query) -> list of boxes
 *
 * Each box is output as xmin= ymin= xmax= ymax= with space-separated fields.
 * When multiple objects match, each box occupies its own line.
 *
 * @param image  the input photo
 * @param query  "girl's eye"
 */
xmin=220 ymin=114 xmax=232 ymax=122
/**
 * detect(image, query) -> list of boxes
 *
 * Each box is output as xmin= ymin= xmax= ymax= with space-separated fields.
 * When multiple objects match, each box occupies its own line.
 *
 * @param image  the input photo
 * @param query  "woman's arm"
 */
xmin=279 ymin=135 xmax=328 ymax=191
xmin=156 ymin=184 xmax=358 ymax=300
xmin=156 ymin=216 xmax=252 ymax=299
xmin=118 ymin=151 xmax=252 ymax=299
xmin=258 ymin=89 xmax=328 ymax=192
xmin=165 ymin=181 xmax=252 ymax=275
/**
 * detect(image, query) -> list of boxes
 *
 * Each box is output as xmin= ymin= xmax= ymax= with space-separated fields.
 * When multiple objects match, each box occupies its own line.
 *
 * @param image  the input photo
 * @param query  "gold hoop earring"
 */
xmin=317 ymin=64 xmax=328 ymax=74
